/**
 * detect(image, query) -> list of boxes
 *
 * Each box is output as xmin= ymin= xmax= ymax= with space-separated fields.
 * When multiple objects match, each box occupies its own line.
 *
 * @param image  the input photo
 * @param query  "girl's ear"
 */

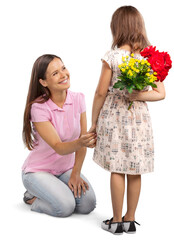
xmin=39 ymin=79 xmax=48 ymax=87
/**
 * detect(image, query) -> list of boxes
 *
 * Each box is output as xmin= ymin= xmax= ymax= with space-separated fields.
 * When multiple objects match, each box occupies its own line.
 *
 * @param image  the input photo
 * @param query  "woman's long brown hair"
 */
xmin=110 ymin=6 xmax=150 ymax=52
xmin=23 ymin=54 xmax=62 ymax=150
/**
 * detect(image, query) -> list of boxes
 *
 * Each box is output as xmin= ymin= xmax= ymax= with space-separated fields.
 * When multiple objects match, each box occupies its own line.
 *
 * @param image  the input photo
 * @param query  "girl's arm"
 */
xmin=33 ymin=121 xmax=96 ymax=155
xmin=68 ymin=112 xmax=90 ymax=198
xmin=129 ymin=81 xmax=166 ymax=102
xmin=89 ymin=61 xmax=112 ymax=131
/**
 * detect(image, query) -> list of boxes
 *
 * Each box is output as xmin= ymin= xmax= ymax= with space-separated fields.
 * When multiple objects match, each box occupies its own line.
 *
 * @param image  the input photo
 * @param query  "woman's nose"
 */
xmin=60 ymin=72 xmax=66 ymax=79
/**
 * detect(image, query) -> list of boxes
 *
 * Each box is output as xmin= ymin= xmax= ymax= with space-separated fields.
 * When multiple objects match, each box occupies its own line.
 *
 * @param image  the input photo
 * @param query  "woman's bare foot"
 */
xmin=26 ymin=197 xmax=37 ymax=205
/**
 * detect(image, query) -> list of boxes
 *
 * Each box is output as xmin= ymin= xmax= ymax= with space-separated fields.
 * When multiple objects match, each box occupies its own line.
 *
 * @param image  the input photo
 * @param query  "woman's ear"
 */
xmin=39 ymin=79 xmax=48 ymax=87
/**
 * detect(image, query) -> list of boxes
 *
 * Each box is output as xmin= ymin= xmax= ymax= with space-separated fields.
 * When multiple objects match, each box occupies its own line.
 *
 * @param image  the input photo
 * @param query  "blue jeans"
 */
xmin=22 ymin=169 xmax=96 ymax=217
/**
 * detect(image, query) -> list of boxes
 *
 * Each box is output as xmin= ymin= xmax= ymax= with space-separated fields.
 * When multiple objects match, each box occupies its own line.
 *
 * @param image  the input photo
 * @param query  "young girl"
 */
xmin=89 ymin=6 xmax=165 ymax=234
xmin=22 ymin=54 xmax=96 ymax=217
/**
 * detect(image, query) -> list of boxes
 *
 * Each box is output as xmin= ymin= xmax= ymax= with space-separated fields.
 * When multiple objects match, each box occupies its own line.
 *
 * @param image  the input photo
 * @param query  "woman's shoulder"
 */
xmin=31 ymin=97 xmax=51 ymax=113
xmin=31 ymin=99 xmax=47 ymax=109
xmin=68 ymin=90 xmax=85 ymax=99
xmin=68 ymin=90 xmax=86 ymax=113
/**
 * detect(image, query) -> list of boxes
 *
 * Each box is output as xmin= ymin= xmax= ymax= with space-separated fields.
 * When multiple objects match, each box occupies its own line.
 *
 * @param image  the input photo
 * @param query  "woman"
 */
xmin=22 ymin=54 xmax=96 ymax=217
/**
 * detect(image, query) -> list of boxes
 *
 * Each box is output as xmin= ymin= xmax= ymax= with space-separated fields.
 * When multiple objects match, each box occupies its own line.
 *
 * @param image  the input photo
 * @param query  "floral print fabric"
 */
xmin=93 ymin=47 xmax=154 ymax=175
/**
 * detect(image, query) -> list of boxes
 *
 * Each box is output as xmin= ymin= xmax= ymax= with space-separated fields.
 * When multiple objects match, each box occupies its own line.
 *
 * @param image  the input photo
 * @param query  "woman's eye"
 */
xmin=63 ymin=66 xmax=66 ymax=70
xmin=53 ymin=72 xmax=58 ymax=76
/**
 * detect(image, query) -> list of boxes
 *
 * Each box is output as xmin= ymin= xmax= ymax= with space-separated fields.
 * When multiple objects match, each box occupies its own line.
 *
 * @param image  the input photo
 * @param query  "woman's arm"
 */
xmin=89 ymin=61 xmax=112 ymax=131
xmin=68 ymin=112 xmax=90 ymax=198
xmin=33 ymin=120 xmax=96 ymax=155
xmin=129 ymin=81 xmax=166 ymax=102
xmin=72 ymin=112 xmax=88 ymax=175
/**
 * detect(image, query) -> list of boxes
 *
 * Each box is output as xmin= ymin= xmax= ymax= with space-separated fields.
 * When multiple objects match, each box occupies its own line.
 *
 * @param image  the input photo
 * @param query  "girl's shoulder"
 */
xmin=102 ymin=47 xmax=130 ymax=69
xmin=103 ymin=46 xmax=145 ymax=66
xmin=103 ymin=47 xmax=131 ymax=62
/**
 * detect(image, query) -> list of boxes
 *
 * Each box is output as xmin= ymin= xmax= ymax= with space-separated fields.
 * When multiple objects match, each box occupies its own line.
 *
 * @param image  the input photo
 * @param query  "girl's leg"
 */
xmin=110 ymin=173 xmax=125 ymax=222
xmin=58 ymin=169 xmax=96 ymax=214
xmin=22 ymin=171 xmax=76 ymax=217
xmin=124 ymin=174 xmax=141 ymax=221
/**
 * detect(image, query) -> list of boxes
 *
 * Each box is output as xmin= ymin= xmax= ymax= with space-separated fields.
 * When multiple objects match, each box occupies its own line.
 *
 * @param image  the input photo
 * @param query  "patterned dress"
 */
xmin=93 ymin=47 xmax=154 ymax=175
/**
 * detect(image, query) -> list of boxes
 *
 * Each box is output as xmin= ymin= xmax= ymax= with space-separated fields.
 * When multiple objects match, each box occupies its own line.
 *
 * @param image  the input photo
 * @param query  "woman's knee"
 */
xmin=52 ymin=198 xmax=76 ymax=217
xmin=76 ymin=190 xmax=96 ymax=214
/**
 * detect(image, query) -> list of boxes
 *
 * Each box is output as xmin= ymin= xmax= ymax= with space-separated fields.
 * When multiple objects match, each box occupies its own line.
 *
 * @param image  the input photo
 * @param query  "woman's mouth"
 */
xmin=59 ymin=78 xmax=69 ymax=84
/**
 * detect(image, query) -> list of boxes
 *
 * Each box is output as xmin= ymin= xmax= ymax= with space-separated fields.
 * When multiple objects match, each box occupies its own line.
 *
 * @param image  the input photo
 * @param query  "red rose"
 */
xmin=163 ymin=52 xmax=172 ymax=70
xmin=140 ymin=46 xmax=156 ymax=58
xmin=148 ymin=52 xmax=164 ymax=70
xmin=157 ymin=69 xmax=168 ymax=81
xmin=141 ymin=46 xmax=172 ymax=82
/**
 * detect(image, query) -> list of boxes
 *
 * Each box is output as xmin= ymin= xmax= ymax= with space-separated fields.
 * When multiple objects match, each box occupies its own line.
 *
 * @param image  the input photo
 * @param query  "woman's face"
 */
xmin=40 ymin=58 xmax=70 ymax=93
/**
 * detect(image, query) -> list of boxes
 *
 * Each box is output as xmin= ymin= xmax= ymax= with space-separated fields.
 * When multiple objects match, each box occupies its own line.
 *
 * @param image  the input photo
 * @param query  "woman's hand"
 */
xmin=78 ymin=133 xmax=96 ymax=148
xmin=68 ymin=172 xmax=89 ymax=198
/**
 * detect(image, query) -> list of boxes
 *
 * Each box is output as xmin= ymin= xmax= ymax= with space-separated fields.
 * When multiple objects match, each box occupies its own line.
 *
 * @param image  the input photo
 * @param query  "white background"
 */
xmin=0 ymin=0 xmax=174 ymax=239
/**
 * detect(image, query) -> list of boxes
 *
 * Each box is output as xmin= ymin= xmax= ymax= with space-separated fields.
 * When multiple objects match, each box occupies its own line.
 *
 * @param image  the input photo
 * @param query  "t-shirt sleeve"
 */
xmin=79 ymin=92 xmax=86 ymax=114
xmin=101 ymin=50 xmax=114 ymax=70
xmin=30 ymin=103 xmax=50 ymax=122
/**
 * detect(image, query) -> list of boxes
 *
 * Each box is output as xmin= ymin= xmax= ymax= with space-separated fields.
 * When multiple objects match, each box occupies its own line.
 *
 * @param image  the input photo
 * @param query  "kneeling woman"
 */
xmin=22 ymin=54 xmax=96 ymax=217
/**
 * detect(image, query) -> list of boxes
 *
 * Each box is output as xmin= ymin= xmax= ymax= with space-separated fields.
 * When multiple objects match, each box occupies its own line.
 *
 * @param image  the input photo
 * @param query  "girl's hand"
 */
xmin=68 ymin=173 xmax=89 ymax=198
xmin=88 ymin=124 xmax=97 ymax=134
xmin=128 ymin=90 xmax=141 ymax=101
xmin=79 ymin=133 xmax=96 ymax=148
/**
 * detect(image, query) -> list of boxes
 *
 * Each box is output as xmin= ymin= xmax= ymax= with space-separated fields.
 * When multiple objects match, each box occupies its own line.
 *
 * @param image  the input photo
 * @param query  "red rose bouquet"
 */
xmin=140 ymin=46 xmax=172 ymax=81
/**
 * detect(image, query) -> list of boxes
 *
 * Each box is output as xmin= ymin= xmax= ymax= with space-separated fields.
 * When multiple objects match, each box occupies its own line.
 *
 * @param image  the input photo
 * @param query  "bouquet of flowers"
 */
xmin=113 ymin=46 xmax=172 ymax=110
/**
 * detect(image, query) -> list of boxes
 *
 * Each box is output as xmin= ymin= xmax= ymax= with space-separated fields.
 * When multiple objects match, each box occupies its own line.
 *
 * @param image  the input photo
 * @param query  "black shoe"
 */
xmin=101 ymin=218 xmax=123 ymax=235
xmin=122 ymin=216 xmax=140 ymax=234
xmin=23 ymin=191 xmax=35 ymax=204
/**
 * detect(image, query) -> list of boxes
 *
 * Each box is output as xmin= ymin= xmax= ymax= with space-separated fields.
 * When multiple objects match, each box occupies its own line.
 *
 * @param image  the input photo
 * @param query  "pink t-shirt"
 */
xmin=22 ymin=90 xmax=86 ymax=175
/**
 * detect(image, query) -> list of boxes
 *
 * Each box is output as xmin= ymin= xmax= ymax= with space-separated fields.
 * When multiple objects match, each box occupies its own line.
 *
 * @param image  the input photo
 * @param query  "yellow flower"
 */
xmin=126 ymin=56 xmax=129 ymax=59
xmin=122 ymin=56 xmax=126 ymax=62
xmin=149 ymin=74 xmax=157 ymax=82
xmin=131 ymin=53 xmax=134 ymax=57
xmin=128 ymin=70 xmax=133 ymax=76
xmin=141 ymin=60 xmax=145 ymax=65
xmin=153 ymin=72 xmax=157 ymax=75
xmin=146 ymin=73 xmax=150 ymax=76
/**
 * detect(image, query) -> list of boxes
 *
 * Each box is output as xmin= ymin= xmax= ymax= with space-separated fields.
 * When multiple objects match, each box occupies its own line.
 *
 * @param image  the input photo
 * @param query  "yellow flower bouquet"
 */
xmin=113 ymin=54 xmax=157 ymax=110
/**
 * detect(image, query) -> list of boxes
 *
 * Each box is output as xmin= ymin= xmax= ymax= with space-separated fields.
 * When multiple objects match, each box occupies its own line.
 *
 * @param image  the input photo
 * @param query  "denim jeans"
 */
xmin=22 ymin=169 xmax=96 ymax=217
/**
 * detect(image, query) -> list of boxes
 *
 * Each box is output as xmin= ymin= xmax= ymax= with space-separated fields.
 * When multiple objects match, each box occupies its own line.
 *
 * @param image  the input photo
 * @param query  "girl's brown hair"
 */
xmin=23 ymin=54 xmax=62 ymax=150
xmin=110 ymin=6 xmax=150 ymax=52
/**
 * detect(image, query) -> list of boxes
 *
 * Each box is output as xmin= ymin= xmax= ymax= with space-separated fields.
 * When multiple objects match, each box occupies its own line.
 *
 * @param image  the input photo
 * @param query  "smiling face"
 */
xmin=39 ymin=57 xmax=70 ymax=93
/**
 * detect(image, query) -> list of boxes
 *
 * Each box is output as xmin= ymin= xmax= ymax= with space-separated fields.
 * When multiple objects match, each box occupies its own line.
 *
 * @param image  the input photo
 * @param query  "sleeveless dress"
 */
xmin=93 ymin=47 xmax=154 ymax=175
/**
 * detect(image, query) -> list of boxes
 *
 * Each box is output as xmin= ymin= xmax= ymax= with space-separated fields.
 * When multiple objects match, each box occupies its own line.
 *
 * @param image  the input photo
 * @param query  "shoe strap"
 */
xmin=134 ymin=220 xmax=140 ymax=226
xmin=108 ymin=218 xmax=113 ymax=229
xmin=122 ymin=216 xmax=140 ymax=226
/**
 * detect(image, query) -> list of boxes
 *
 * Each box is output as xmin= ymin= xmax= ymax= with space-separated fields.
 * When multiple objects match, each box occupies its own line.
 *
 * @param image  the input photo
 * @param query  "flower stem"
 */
xmin=128 ymin=101 xmax=133 ymax=110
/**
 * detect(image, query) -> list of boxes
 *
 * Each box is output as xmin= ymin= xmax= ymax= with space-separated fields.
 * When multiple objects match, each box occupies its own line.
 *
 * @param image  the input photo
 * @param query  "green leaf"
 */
xmin=127 ymin=85 xmax=134 ymax=93
xmin=150 ymin=83 xmax=157 ymax=88
xmin=113 ymin=81 xmax=124 ymax=89
xmin=135 ymin=83 xmax=143 ymax=90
